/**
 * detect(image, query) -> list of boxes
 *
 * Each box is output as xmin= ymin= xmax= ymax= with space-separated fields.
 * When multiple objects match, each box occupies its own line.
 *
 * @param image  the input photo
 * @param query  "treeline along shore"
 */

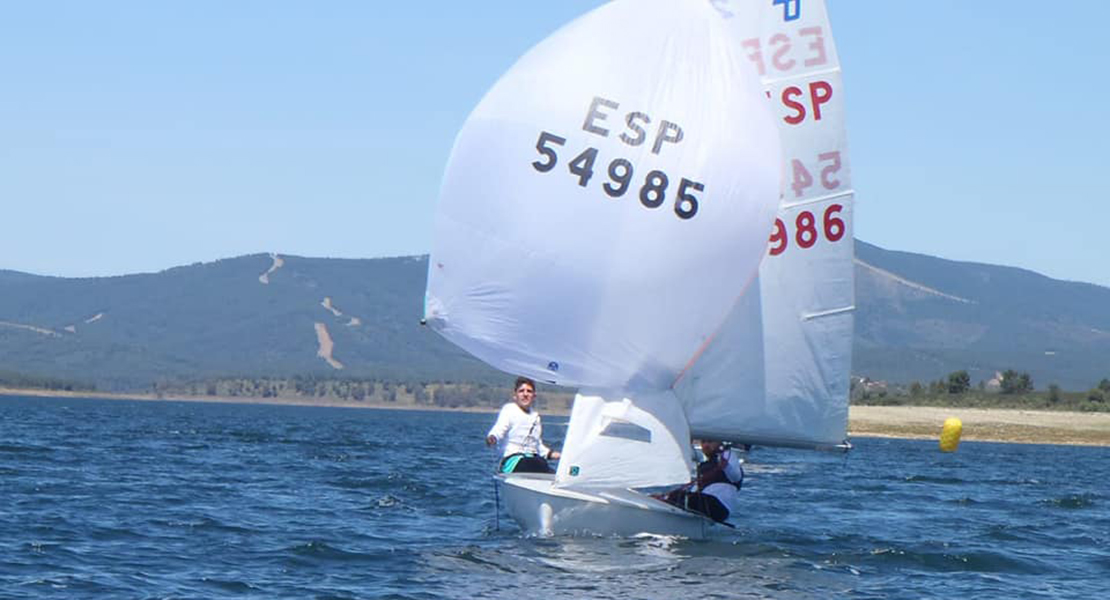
xmin=4 ymin=374 xmax=1110 ymax=447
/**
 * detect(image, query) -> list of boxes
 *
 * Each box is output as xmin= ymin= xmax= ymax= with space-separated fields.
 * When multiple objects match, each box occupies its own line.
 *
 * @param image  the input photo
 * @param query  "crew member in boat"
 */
xmin=485 ymin=376 xmax=561 ymax=473
xmin=660 ymin=440 xmax=744 ymax=522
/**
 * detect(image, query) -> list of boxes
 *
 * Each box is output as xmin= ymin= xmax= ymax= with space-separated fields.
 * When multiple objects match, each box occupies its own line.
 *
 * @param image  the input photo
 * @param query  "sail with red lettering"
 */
xmin=674 ymin=0 xmax=854 ymax=449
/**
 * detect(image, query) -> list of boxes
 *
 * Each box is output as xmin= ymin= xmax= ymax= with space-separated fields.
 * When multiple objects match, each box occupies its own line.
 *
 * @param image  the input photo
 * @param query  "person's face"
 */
xmin=514 ymin=383 xmax=536 ymax=410
xmin=700 ymin=440 xmax=720 ymax=456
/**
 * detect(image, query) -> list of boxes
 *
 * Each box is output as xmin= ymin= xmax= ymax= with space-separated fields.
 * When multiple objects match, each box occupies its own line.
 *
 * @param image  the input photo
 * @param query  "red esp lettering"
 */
xmin=782 ymin=81 xmax=833 ymax=125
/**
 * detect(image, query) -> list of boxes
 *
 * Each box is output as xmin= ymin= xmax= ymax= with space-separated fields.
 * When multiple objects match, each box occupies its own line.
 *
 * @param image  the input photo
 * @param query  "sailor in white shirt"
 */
xmin=486 ymin=377 xmax=561 ymax=473
xmin=660 ymin=440 xmax=744 ymax=522
xmin=695 ymin=441 xmax=744 ymax=520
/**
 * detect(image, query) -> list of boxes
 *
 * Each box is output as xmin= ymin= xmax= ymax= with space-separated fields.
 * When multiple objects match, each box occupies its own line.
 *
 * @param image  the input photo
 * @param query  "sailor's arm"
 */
xmin=722 ymin=450 xmax=744 ymax=482
xmin=486 ymin=406 xmax=512 ymax=446
xmin=539 ymin=440 xmax=560 ymax=460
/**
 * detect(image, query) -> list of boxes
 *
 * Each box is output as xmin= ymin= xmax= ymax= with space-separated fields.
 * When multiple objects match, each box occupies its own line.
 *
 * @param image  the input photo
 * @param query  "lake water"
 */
xmin=1 ymin=395 xmax=1107 ymax=599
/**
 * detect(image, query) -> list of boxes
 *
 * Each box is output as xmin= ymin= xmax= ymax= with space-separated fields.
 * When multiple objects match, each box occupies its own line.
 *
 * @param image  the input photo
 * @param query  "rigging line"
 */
xmin=492 ymin=475 xmax=500 ymax=531
xmin=491 ymin=449 xmax=502 ymax=532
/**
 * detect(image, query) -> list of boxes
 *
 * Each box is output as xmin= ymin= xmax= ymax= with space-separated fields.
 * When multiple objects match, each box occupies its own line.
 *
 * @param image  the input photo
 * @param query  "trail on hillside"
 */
xmin=856 ymin=259 xmax=975 ymax=304
xmin=0 ymin=321 xmax=61 ymax=337
xmin=320 ymin=297 xmax=362 ymax=327
xmin=314 ymin=323 xmax=344 ymax=370
xmin=258 ymin=253 xmax=285 ymax=284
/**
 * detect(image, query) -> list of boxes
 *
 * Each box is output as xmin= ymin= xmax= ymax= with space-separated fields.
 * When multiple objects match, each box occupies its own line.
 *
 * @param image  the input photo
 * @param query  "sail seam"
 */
xmin=781 ymin=190 xmax=853 ymax=210
xmin=802 ymin=305 xmax=854 ymax=320
xmin=761 ymin=66 xmax=843 ymax=86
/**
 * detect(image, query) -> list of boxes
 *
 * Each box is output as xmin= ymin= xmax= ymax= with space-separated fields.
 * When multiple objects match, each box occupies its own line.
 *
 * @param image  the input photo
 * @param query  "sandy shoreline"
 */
xmin=4 ymin=387 xmax=1109 ymax=447
xmin=848 ymin=405 xmax=1110 ymax=447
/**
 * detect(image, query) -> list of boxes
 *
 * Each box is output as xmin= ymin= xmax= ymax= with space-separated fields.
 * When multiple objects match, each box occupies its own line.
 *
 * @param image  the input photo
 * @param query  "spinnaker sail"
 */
xmin=424 ymin=0 xmax=782 ymax=393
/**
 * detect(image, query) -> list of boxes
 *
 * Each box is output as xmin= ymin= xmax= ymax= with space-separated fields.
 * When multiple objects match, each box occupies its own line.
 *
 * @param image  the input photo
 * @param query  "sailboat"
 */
xmin=424 ymin=0 xmax=854 ymax=538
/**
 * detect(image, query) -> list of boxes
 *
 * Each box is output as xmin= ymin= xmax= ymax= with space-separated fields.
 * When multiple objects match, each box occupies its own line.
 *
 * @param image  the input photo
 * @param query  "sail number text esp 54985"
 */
xmin=530 ymin=96 xmax=705 ymax=220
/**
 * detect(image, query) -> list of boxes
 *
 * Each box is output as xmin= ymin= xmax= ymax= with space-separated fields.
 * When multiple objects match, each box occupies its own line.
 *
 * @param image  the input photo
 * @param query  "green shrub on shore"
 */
xmin=853 ymin=384 xmax=1110 ymax=412
xmin=0 ymin=370 xmax=94 ymax=392
xmin=6 ymin=366 xmax=1108 ymax=415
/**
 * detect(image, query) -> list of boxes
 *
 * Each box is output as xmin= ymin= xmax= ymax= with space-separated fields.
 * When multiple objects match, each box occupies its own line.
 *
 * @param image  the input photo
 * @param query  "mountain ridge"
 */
xmin=2 ymin=241 xmax=1107 ymax=391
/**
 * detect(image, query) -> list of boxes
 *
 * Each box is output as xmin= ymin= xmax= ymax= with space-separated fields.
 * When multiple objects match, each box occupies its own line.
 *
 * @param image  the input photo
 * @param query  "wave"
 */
xmin=1039 ymin=494 xmax=1098 ymax=509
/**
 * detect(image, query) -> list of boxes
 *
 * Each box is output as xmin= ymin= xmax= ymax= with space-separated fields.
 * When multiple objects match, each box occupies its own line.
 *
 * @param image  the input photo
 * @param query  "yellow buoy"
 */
xmin=939 ymin=417 xmax=963 ymax=452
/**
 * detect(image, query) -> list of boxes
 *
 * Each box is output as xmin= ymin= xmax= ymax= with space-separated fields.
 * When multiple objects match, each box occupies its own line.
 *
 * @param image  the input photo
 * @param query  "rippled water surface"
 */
xmin=2 ymin=396 xmax=1107 ymax=598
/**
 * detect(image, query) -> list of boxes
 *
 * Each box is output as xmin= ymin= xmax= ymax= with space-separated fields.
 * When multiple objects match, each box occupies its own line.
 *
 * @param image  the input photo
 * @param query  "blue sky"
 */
xmin=2 ymin=1 xmax=1107 ymax=288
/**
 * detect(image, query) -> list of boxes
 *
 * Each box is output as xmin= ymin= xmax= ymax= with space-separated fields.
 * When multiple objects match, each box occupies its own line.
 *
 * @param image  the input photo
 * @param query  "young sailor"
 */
xmin=661 ymin=440 xmax=744 ymax=522
xmin=486 ymin=377 xmax=561 ymax=473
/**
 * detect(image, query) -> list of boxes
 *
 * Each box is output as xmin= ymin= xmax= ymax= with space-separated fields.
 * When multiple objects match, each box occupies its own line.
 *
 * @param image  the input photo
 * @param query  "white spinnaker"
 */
xmin=676 ymin=0 xmax=854 ymax=449
xmin=555 ymin=391 xmax=693 ymax=490
xmin=424 ymin=0 xmax=781 ymax=391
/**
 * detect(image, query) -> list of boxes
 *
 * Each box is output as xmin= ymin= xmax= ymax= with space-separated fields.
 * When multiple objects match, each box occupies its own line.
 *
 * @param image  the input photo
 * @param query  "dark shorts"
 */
xmin=500 ymin=453 xmax=553 ymax=474
xmin=664 ymin=490 xmax=730 ymax=523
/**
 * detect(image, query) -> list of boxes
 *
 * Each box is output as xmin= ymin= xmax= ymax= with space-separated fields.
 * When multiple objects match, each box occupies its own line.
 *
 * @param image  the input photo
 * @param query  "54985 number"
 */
xmin=531 ymin=131 xmax=704 ymax=220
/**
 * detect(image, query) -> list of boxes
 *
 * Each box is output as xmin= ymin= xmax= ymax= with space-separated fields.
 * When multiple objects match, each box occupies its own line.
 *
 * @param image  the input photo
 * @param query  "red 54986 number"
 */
xmin=768 ymin=204 xmax=845 ymax=255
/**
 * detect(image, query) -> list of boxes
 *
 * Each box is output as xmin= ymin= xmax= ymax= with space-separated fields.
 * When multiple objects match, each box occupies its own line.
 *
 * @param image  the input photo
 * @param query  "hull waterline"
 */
xmin=498 ymin=473 xmax=717 ymax=539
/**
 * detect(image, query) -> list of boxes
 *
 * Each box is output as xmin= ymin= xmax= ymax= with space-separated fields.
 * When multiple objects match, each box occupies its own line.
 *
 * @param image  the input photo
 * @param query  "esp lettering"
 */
xmin=781 ymin=81 xmax=833 ymax=125
xmin=742 ymin=27 xmax=828 ymax=77
xmin=582 ymin=96 xmax=684 ymax=155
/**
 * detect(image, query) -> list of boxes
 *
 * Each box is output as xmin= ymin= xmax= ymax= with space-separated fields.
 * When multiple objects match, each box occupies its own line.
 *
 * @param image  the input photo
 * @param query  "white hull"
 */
xmin=498 ymin=473 xmax=717 ymax=539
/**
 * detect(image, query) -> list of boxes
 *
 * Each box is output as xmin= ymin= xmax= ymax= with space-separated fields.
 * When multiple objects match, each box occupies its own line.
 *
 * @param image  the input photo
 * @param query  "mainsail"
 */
xmin=675 ymin=0 xmax=854 ymax=450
